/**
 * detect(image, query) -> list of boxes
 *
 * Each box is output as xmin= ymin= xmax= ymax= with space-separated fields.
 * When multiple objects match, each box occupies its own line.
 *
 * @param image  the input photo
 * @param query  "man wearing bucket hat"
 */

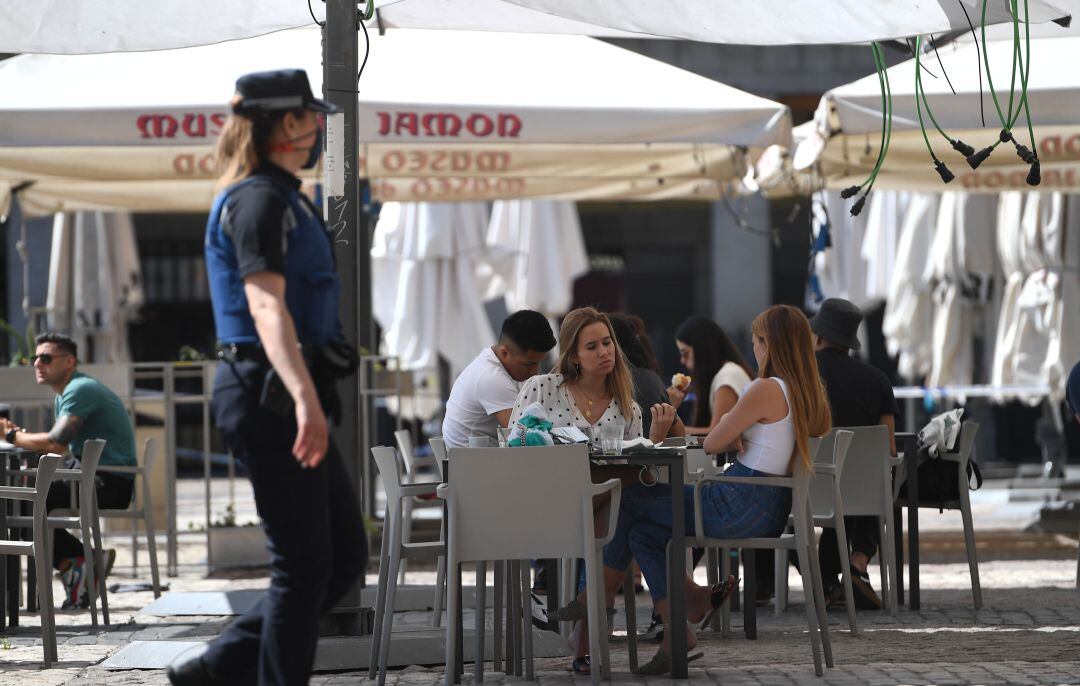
xmin=167 ymin=69 xmax=366 ymax=686
xmin=808 ymin=298 xmax=898 ymax=611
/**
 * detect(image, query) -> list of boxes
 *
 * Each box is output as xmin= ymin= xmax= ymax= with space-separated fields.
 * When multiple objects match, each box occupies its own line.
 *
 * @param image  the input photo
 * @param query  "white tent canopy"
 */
xmin=0 ymin=27 xmax=789 ymax=214
xmin=806 ymin=23 xmax=1080 ymax=192
xmin=1 ymin=0 xmax=1072 ymax=53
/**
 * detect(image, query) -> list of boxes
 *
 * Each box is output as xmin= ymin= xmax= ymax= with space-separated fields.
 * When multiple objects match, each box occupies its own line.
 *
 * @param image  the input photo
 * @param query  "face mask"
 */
xmin=301 ymin=124 xmax=323 ymax=170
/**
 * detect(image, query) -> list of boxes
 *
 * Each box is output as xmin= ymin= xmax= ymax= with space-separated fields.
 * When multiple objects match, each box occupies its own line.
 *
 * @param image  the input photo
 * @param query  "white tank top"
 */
xmin=737 ymin=377 xmax=796 ymax=476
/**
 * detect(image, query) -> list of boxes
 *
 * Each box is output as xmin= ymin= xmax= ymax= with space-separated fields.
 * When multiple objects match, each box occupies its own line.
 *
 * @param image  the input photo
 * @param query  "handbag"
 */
xmin=898 ymin=428 xmax=983 ymax=512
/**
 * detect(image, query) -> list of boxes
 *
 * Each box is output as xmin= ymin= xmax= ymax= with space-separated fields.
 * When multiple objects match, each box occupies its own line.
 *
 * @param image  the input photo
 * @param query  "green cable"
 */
xmin=867 ymin=42 xmax=893 ymax=186
xmin=1005 ymin=0 xmax=1022 ymax=126
xmin=1019 ymin=0 xmax=1038 ymax=155
xmin=980 ymin=0 xmax=1014 ymax=133
xmin=914 ymin=37 xmax=937 ymax=156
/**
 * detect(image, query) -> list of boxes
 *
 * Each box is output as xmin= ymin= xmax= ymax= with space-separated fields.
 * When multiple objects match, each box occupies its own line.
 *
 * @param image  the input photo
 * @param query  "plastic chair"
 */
xmin=0 ymin=453 xmax=61 ymax=667
xmin=690 ymin=438 xmax=834 ymax=676
xmin=894 ymin=421 xmax=982 ymax=609
xmin=393 ymin=429 xmax=441 ymax=585
xmin=774 ymin=430 xmax=857 ymax=634
xmin=808 ymin=425 xmax=902 ymax=615
xmin=369 ymin=446 xmax=446 ymax=686
xmin=438 ymin=445 xmax=620 ymax=685
xmin=12 ymin=439 xmax=110 ymax=626
xmin=96 ymin=437 xmax=162 ymax=598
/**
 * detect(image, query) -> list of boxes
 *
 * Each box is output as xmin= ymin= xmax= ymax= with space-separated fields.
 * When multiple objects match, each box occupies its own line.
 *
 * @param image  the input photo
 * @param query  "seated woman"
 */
xmin=509 ymin=306 xmax=676 ymax=446
xmin=566 ymin=305 xmax=832 ymax=675
xmin=509 ymin=307 xmax=677 ymax=674
xmin=667 ymin=316 xmax=754 ymax=435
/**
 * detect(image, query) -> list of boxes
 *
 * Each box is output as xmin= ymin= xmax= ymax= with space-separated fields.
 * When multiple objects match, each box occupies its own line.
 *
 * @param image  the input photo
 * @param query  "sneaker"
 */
xmin=641 ymin=614 xmax=664 ymax=643
xmin=58 ymin=556 xmax=88 ymax=610
xmin=530 ymin=593 xmax=554 ymax=632
xmin=849 ymin=568 xmax=883 ymax=610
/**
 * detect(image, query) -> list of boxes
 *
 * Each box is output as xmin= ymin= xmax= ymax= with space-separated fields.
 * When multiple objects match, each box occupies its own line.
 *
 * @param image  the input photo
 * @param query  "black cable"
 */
xmin=308 ymin=0 xmax=325 ymax=27
xmin=931 ymin=36 xmax=957 ymax=94
xmin=358 ymin=16 xmax=370 ymax=84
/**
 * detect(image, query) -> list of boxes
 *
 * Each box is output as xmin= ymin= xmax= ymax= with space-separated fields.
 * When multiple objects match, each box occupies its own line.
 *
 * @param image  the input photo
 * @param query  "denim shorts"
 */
xmin=602 ymin=460 xmax=792 ymax=601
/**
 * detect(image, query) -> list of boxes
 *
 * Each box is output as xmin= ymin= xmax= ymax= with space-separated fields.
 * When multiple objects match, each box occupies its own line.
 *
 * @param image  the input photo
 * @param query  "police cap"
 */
xmin=232 ymin=69 xmax=341 ymax=115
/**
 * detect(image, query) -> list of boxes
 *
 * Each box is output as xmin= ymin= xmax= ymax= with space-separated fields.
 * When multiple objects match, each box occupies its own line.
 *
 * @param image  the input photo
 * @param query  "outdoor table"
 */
xmin=0 ymin=440 xmax=31 ymax=629
xmin=592 ymin=446 xmax=690 ymax=678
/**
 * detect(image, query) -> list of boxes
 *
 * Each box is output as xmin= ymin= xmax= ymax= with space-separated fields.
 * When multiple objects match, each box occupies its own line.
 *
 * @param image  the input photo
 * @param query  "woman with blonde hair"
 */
xmin=509 ymin=307 xmax=677 ymax=675
xmin=567 ymin=305 xmax=831 ymax=676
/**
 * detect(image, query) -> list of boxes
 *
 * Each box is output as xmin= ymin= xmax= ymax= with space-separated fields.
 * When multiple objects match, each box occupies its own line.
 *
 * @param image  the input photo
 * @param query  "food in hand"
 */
xmin=671 ymin=373 xmax=692 ymax=391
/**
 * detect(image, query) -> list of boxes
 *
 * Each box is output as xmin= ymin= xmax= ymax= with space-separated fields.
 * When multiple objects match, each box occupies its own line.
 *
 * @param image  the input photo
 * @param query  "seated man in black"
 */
xmin=809 ymin=298 xmax=898 ymax=609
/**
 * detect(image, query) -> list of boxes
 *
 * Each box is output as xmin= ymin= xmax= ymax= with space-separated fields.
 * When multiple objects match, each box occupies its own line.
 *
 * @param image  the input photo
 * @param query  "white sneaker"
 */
xmin=530 ymin=593 xmax=554 ymax=631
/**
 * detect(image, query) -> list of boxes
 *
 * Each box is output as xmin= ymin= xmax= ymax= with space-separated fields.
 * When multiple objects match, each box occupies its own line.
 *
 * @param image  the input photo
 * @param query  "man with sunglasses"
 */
xmin=0 ymin=333 xmax=136 ymax=608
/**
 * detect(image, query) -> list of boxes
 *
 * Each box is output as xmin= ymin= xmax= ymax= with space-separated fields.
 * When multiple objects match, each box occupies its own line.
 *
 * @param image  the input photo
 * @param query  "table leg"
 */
xmin=893 ymin=503 xmax=905 ymax=605
xmin=743 ymin=550 xmax=757 ymax=639
xmin=667 ymin=463 xmax=688 ymax=678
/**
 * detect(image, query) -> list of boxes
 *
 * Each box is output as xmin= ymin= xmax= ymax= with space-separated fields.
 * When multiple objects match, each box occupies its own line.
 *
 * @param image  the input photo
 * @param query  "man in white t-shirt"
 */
xmin=442 ymin=310 xmax=556 ymax=448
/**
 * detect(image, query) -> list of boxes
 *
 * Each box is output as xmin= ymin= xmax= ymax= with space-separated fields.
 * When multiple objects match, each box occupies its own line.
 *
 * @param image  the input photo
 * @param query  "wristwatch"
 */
xmin=4 ymin=427 xmax=18 ymax=444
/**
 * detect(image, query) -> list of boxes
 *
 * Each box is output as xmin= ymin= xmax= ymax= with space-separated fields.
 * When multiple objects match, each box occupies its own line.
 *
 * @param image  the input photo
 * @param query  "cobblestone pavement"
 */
xmin=2 ymin=545 xmax=1078 ymax=686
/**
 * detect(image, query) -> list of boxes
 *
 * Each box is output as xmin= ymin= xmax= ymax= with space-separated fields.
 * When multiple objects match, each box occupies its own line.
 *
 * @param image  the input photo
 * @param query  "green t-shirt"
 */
xmin=54 ymin=371 xmax=137 ymax=468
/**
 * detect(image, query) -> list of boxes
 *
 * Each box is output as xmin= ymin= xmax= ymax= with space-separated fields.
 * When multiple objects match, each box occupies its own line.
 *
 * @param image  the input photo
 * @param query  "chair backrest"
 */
xmin=371 ymin=446 xmax=407 ymax=509
xmin=142 ymin=437 xmax=160 ymax=478
xmin=79 ymin=438 xmax=106 ymax=477
xmin=953 ymin=422 xmax=979 ymax=467
xmin=443 ymin=444 xmax=593 ymax=562
xmin=33 ymin=454 xmax=63 ymax=512
xmin=789 ymin=437 xmax=822 ymax=543
xmin=393 ymin=429 xmax=418 ymax=478
xmin=428 ymin=437 xmax=447 ymax=480
xmin=808 ymin=429 xmax=854 ymax=517
xmin=827 ymin=425 xmax=891 ymax=517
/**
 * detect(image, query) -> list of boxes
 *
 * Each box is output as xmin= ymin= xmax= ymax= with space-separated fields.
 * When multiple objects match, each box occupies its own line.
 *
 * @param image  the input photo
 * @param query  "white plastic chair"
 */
xmin=0 ymin=453 xmax=61 ymax=667
xmin=393 ymin=429 xmax=441 ymax=585
xmin=816 ymin=425 xmax=903 ymax=615
xmin=894 ymin=421 xmax=982 ymax=609
xmin=369 ymin=446 xmax=446 ymax=686
xmin=689 ymin=438 xmax=834 ymax=676
xmin=774 ymin=430 xmax=857 ymax=633
xmin=12 ymin=439 xmax=110 ymax=626
xmin=96 ymin=437 xmax=162 ymax=597
xmin=438 ymin=445 xmax=621 ymax=685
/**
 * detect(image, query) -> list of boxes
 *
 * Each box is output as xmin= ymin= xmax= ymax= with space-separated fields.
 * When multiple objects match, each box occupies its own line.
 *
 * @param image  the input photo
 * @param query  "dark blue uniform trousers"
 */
xmin=204 ymin=360 xmax=367 ymax=685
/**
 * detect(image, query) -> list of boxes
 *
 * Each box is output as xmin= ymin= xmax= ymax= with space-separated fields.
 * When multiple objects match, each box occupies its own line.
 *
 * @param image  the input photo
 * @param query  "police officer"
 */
xmin=167 ymin=69 xmax=367 ymax=686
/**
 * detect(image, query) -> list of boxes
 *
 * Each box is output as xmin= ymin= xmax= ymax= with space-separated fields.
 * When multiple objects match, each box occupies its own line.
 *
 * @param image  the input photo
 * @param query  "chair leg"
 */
xmin=475 ymin=561 xmax=487 ymax=682
xmin=520 ymin=560 xmax=535 ymax=682
xmin=32 ymin=519 xmax=57 ymax=668
xmin=559 ymin=558 xmax=574 ymax=637
xmin=378 ymin=514 xmax=403 ymax=686
xmin=720 ymin=547 xmax=733 ymax=638
xmin=433 ymin=554 xmax=446 ymax=628
xmin=492 ymin=560 xmax=503 ymax=673
xmin=774 ymin=547 xmax=787 ymax=617
xmin=368 ymin=509 xmax=393 ymax=679
xmin=805 ymin=529 xmax=834 ymax=669
xmin=794 ymin=542 xmax=824 ymax=677
xmin=959 ymin=490 xmax=982 ymax=609
xmin=881 ymin=511 xmax=899 ymax=616
xmin=509 ymin=560 xmax=522 ymax=676
xmin=142 ymin=482 xmax=162 ymax=598
xmin=398 ymin=499 xmax=412 ymax=586
xmin=78 ymin=511 xmax=100 ymax=628
xmin=583 ymin=553 xmax=603 ymax=685
xmin=876 ymin=517 xmax=890 ymax=613
xmin=91 ymin=503 xmax=109 ymax=626
xmin=444 ymin=552 xmax=461 ymax=686
xmin=833 ymin=518 xmax=858 ymax=635
xmin=623 ymin=566 xmax=638 ymax=672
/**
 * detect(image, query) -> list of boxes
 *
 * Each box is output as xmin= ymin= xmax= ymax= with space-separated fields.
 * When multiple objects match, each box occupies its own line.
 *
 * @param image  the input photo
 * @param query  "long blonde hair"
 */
xmin=556 ymin=307 xmax=635 ymax=420
xmin=751 ymin=305 xmax=832 ymax=469
xmin=214 ymin=97 xmax=299 ymax=189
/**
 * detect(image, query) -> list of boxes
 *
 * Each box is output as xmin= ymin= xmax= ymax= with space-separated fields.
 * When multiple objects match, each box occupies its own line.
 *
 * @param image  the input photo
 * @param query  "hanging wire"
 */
xmin=915 ymin=36 xmax=955 ymax=183
xmin=840 ymin=42 xmax=892 ymax=215
xmin=958 ymin=0 xmax=987 ymax=126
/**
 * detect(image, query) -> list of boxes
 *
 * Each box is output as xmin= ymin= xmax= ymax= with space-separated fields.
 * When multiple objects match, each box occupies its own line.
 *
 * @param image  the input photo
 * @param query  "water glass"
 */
xmin=599 ymin=423 xmax=623 ymax=456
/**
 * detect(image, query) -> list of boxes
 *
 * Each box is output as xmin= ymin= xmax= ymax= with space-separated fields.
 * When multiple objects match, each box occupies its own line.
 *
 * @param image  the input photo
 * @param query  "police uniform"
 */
xmin=190 ymin=70 xmax=367 ymax=686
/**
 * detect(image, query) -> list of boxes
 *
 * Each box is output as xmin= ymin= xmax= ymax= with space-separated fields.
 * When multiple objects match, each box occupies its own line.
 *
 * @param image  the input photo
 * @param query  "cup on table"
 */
xmin=599 ymin=422 xmax=623 ymax=456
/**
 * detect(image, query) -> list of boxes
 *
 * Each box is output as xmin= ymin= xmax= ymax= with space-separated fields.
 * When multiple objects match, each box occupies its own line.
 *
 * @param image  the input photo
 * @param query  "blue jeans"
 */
xmin=602 ymin=461 xmax=792 ymax=601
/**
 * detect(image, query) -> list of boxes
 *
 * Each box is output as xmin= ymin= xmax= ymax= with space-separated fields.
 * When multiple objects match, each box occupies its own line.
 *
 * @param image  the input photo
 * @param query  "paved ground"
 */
xmin=2 ymin=476 xmax=1079 ymax=685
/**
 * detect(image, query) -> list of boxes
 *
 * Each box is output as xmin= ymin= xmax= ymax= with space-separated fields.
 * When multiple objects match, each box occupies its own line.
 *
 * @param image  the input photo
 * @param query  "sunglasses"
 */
xmin=31 ymin=352 xmax=71 ymax=365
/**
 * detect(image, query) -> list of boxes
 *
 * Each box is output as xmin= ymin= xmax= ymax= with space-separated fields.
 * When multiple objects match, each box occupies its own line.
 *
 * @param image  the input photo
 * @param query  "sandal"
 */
xmin=694 ymin=574 xmax=739 ymax=631
xmin=551 ymin=600 xmax=616 ymax=623
xmin=571 ymin=655 xmax=591 ymax=675
xmin=632 ymin=649 xmax=703 ymax=676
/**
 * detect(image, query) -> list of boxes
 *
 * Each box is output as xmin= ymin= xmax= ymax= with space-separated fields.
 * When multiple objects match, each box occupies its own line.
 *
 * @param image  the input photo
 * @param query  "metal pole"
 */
xmin=324 ymin=0 xmax=371 ymax=629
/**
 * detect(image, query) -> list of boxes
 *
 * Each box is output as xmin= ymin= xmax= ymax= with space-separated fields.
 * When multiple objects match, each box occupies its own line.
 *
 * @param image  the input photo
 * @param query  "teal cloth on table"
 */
xmin=509 ymin=414 xmax=553 ymax=447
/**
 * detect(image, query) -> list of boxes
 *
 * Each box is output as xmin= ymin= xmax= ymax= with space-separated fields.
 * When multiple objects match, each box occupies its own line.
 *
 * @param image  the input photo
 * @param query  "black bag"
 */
xmin=897 ymin=439 xmax=983 ymax=513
